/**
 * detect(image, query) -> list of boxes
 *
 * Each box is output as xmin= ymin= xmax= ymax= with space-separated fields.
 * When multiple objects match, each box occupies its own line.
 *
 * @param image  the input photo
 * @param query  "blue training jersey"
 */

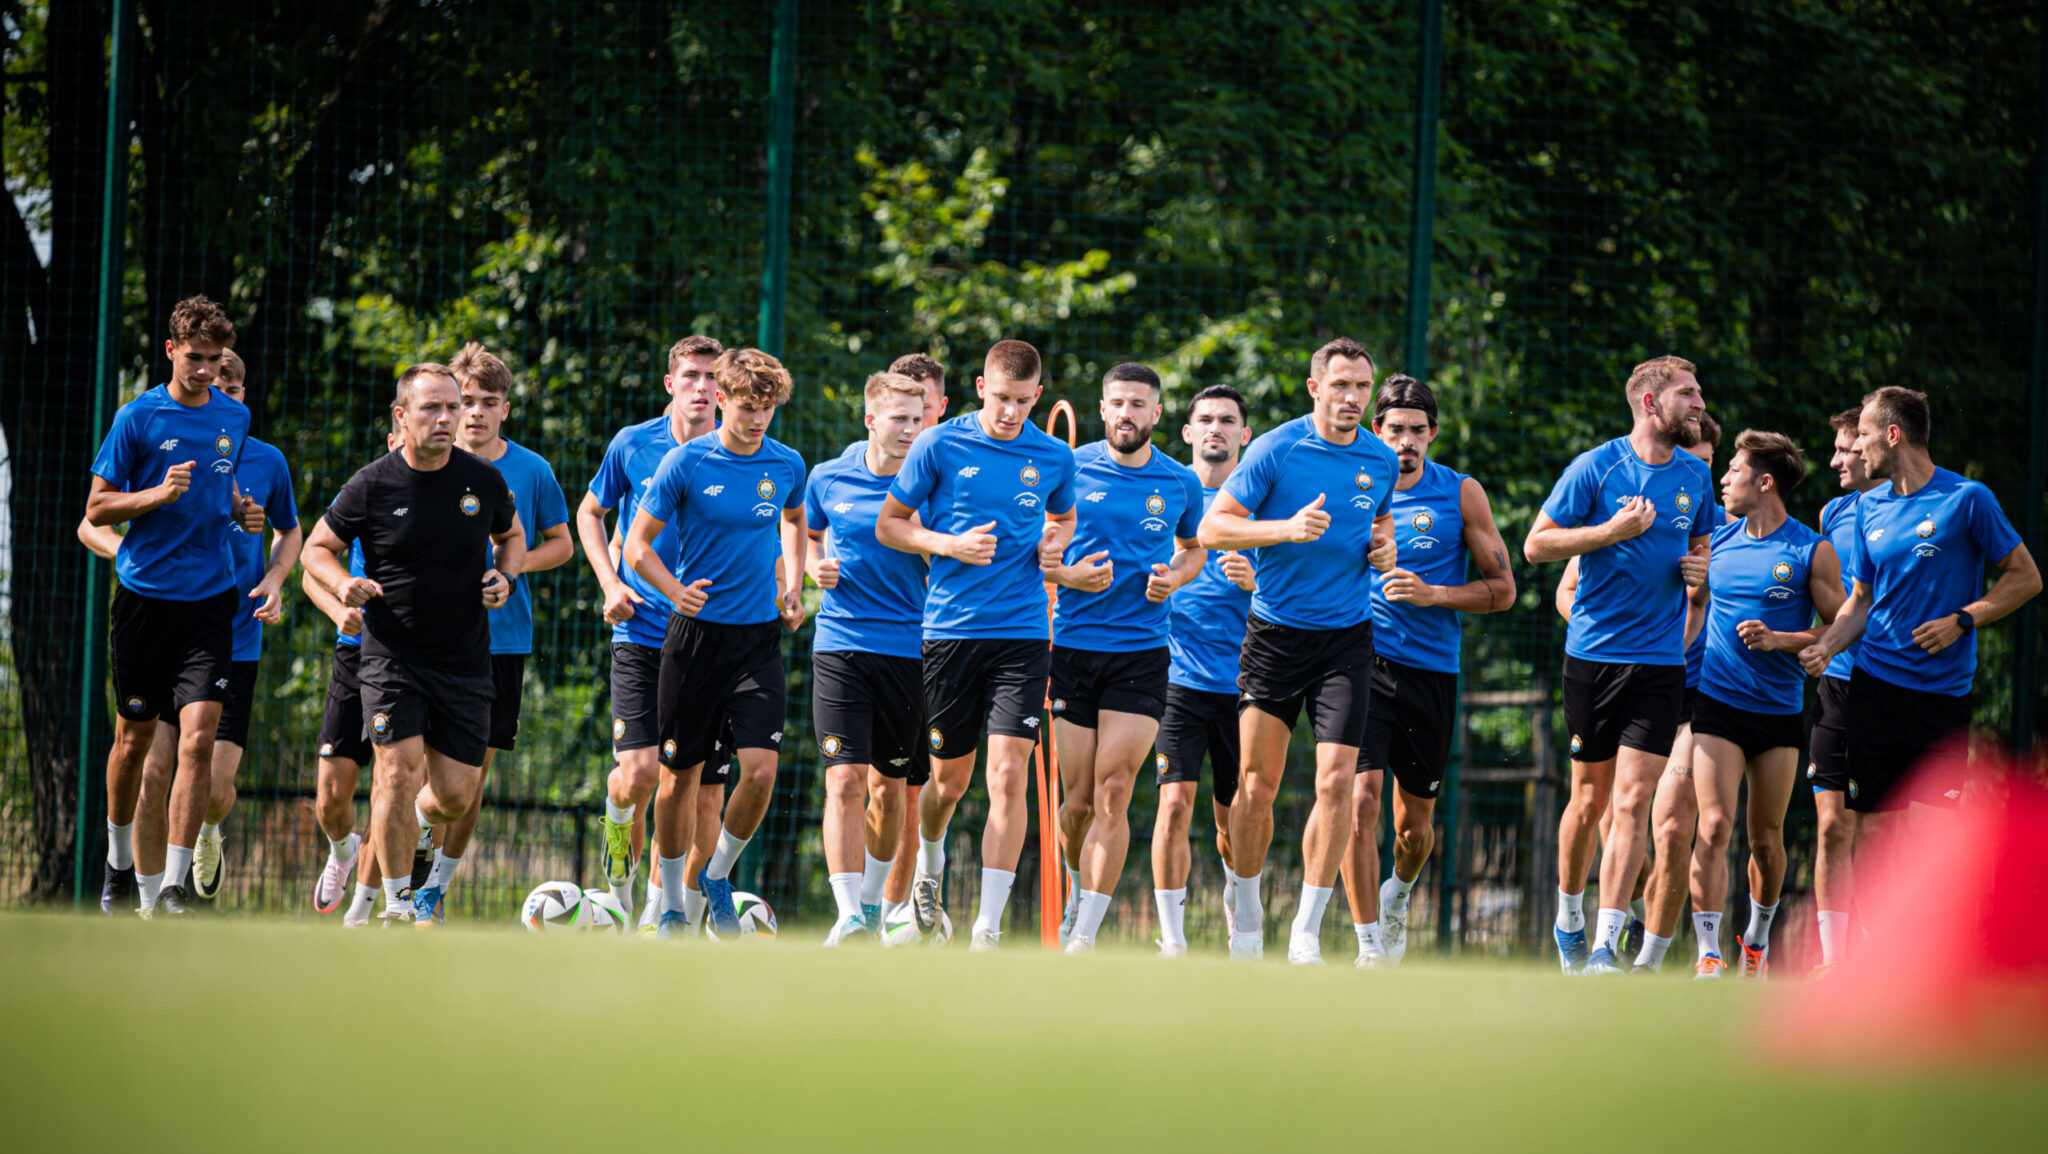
xmin=335 ymin=539 xmax=366 ymax=648
xmin=1052 ymin=441 xmax=1204 ymax=652
xmin=1700 ymin=517 xmax=1824 ymax=715
xmin=90 ymin=384 xmax=252 ymax=600
xmin=589 ymin=415 xmax=689 ymax=649
xmin=1684 ymin=621 xmax=1705 ymax=688
xmin=805 ymin=443 xmax=927 ymax=660
xmin=888 ymin=412 xmax=1077 ymax=641
xmin=1371 ymin=460 xmax=1468 ymax=675
xmin=483 ymin=437 xmax=570 ymax=655
xmin=1853 ymin=467 xmax=2023 ymax=697
xmin=1539 ymin=436 xmax=1718 ymax=666
xmin=1168 ymin=485 xmax=1253 ymax=695
xmin=642 ymin=434 xmax=806 ymax=627
xmin=1818 ymin=491 xmax=1866 ymax=682
xmin=1220 ymin=415 xmax=1400 ymax=632
xmin=225 ymin=436 xmax=300 ymax=661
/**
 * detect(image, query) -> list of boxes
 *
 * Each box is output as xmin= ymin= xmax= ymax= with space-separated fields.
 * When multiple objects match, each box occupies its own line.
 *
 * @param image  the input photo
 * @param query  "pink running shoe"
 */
xmin=313 ymin=852 xmax=354 ymax=914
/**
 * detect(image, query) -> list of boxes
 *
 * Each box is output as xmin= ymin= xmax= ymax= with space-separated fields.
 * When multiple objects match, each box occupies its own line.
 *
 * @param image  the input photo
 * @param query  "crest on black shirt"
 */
xmin=460 ymin=493 xmax=481 ymax=517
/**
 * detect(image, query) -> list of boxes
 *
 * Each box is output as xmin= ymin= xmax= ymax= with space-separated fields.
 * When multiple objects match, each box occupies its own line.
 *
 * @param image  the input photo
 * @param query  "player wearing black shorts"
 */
xmin=805 ymin=372 xmax=931 ymax=945
xmin=84 ymin=295 xmax=265 ymax=918
xmin=303 ymin=362 xmax=525 ymax=925
xmin=1524 ymin=356 xmax=1715 ymax=974
xmin=876 ymin=340 xmax=1078 ymax=951
xmin=624 ymin=348 xmax=807 ymax=938
xmin=1198 ymin=338 xmax=1398 ymax=964
xmin=1152 ymin=386 xmax=1255 ymax=958
xmin=1340 ymin=376 xmax=1515 ymax=968
xmin=1046 ymin=364 xmax=1204 ymax=954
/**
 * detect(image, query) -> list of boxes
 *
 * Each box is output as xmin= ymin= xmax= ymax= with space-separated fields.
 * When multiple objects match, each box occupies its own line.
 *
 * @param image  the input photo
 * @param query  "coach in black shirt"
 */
xmin=304 ymin=362 xmax=525 ymax=923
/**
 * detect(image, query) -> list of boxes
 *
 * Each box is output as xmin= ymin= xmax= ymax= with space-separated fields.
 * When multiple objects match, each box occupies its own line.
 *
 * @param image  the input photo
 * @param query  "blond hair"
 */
xmin=864 ymin=371 xmax=925 ymax=411
xmin=1624 ymin=355 xmax=1697 ymax=415
xmin=715 ymin=348 xmax=793 ymax=407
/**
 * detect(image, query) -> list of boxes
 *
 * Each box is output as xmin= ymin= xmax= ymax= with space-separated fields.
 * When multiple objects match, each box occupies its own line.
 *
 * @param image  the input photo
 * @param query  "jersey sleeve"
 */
xmin=324 ymin=473 xmax=369 ymax=545
xmin=266 ymin=454 xmax=301 ymax=533
xmin=1965 ymin=484 xmax=2024 ymax=563
xmin=644 ymin=444 xmax=692 ymax=526
xmin=484 ymin=463 xmax=518 ymax=536
xmin=1175 ymin=471 xmax=1204 ymax=539
xmin=89 ymin=405 xmax=140 ymax=489
xmin=1852 ymin=500 xmax=1874 ymax=585
xmin=1219 ymin=433 xmax=1281 ymax=514
xmin=889 ymin=430 xmax=940 ymax=510
xmin=1045 ymin=446 xmax=1077 ymax=516
xmin=532 ymin=464 xmax=570 ymax=533
xmin=803 ymin=463 xmax=832 ymax=531
xmin=782 ymin=449 xmax=806 ymax=511
xmin=587 ymin=431 xmax=632 ymax=509
xmin=1693 ymin=463 xmax=1721 ymax=538
xmin=1539 ymin=450 xmax=1599 ymax=529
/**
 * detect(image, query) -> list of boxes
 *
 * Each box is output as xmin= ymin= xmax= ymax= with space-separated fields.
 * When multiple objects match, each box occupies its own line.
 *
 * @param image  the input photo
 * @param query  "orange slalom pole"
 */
xmin=1036 ymin=399 xmax=1079 ymax=949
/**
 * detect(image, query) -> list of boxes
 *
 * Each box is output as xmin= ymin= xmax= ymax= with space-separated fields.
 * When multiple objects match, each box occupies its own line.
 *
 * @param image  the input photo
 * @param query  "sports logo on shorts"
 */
xmin=1412 ymin=512 xmax=1434 ymax=534
xmin=1051 ymin=698 xmax=1066 ymax=714
xmin=459 ymin=493 xmax=481 ymax=517
xmin=1145 ymin=494 xmax=1166 ymax=516
xmin=822 ymin=734 xmax=843 ymax=756
xmin=612 ymin=718 xmax=625 ymax=741
xmin=214 ymin=434 xmax=233 ymax=455
xmin=929 ymin=727 xmax=944 ymax=751
xmin=1848 ymin=778 xmax=1859 ymax=800
xmin=1355 ymin=471 xmax=1373 ymax=492
xmin=1020 ymin=465 xmax=1041 ymax=487
xmin=320 ymin=743 xmax=334 ymax=757
xmin=124 ymin=695 xmax=145 ymax=713
xmin=1916 ymin=519 xmax=1936 ymax=539
xmin=1156 ymin=752 xmax=1168 ymax=775
xmin=662 ymin=739 xmax=677 ymax=759
xmin=756 ymin=478 xmax=777 ymax=501
xmin=371 ymin=712 xmax=390 ymax=735
xmin=1771 ymin=562 xmax=1793 ymax=583
xmin=1676 ymin=492 xmax=1693 ymax=514
xmin=1569 ymin=734 xmax=1583 ymax=755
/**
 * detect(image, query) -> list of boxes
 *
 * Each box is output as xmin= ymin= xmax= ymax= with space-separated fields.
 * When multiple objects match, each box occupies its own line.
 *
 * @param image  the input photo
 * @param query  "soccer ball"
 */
xmin=705 ymin=891 xmax=777 ymax=940
xmin=520 ymin=881 xmax=584 ymax=932
xmin=880 ymin=904 xmax=952 ymax=948
xmin=578 ymin=889 xmax=631 ymax=933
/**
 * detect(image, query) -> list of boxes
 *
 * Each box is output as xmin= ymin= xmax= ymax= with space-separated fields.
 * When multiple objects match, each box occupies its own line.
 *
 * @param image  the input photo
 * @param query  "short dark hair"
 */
xmin=1373 ymin=373 xmax=1437 ymax=427
xmin=889 ymin=353 xmax=946 ymax=387
xmin=168 ymin=294 xmax=235 ymax=346
xmin=985 ymin=339 xmax=1041 ymax=383
xmin=1863 ymin=386 xmax=1930 ymax=448
xmin=395 ymin=362 xmax=456 ymax=409
xmin=1698 ymin=410 xmax=1722 ymax=447
xmin=1734 ymin=429 xmax=1806 ymax=494
xmin=1103 ymin=362 xmax=1161 ymax=392
xmin=1829 ymin=406 xmax=1862 ymax=433
xmin=1189 ymin=383 xmax=1248 ymax=423
xmin=1310 ymin=337 xmax=1375 ymax=380
xmin=668 ymin=335 xmax=723 ymax=374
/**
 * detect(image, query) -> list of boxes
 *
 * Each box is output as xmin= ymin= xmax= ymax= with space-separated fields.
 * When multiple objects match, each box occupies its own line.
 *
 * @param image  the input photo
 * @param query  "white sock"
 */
xmin=424 ymin=849 xmax=461 ymax=891
xmin=198 ymin=820 xmax=220 ymax=842
xmin=1636 ymin=933 xmax=1672 ymax=971
xmin=605 ymin=798 xmax=634 ymax=825
xmin=881 ymin=899 xmax=908 ymax=927
xmin=1743 ymin=897 xmax=1779 ymax=950
xmin=1222 ymin=866 xmax=1237 ymax=920
xmin=1630 ymin=896 xmax=1646 ymax=923
xmin=1817 ymin=910 xmax=1848 ymax=964
xmin=1592 ymin=906 xmax=1627 ymax=953
xmin=639 ymin=883 xmax=662 ymax=928
xmin=859 ymin=853 xmax=891 ymax=906
xmin=706 ymin=829 xmax=748 ymax=881
xmin=1155 ymin=888 xmax=1188 ymax=948
xmin=1231 ymin=870 xmax=1263 ymax=933
xmin=828 ymin=872 xmax=861 ymax=921
xmin=382 ymin=876 xmax=408 ymax=910
xmin=682 ymin=886 xmax=707 ymax=928
xmin=1386 ymin=867 xmax=1417 ymax=911
xmin=327 ymin=831 xmax=360 ymax=865
xmin=917 ymin=834 xmax=946 ymax=877
xmin=415 ymin=803 xmax=433 ymax=847
xmin=1693 ymin=910 xmax=1723 ymax=960
xmin=138 ymin=870 xmax=165 ymax=909
xmin=1290 ymin=883 xmax=1333 ymax=939
xmin=1073 ymin=890 xmax=1112 ymax=941
xmin=972 ymin=868 xmax=1016 ymax=938
xmin=658 ymin=855 xmax=688 ymax=915
xmin=164 ymin=844 xmax=194 ymax=888
xmin=1556 ymin=889 xmax=1586 ymax=934
xmin=1355 ymin=921 xmax=1384 ymax=956
xmin=347 ymin=882 xmax=377 ymax=920
xmin=1061 ymin=869 xmax=1081 ymax=921
xmin=107 ymin=820 xmax=134 ymax=870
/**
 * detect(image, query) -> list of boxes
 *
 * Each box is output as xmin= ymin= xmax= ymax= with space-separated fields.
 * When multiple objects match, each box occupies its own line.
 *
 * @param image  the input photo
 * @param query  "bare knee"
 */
xmin=1395 ymin=823 xmax=1433 ymax=861
xmin=1059 ymin=792 xmax=1095 ymax=826
xmin=1094 ymin=773 xmax=1132 ymax=819
xmin=825 ymin=766 xmax=864 ymax=806
xmin=986 ymin=762 xmax=1028 ymax=803
xmin=1238 ymin=772 xmax=1278 ymax=812
xmin=1697 ymin=810 xmax=1734 ymax=851
xmin=1156 ymin=791 xmax=1193 ymax=830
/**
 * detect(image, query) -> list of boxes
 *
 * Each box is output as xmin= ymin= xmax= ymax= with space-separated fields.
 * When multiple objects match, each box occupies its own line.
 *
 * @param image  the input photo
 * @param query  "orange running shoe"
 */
xmin=1694 ymin=954 xmax=1727 ymax=980
xmin=1739 ymin=943 xmax=1769 ymax=980
xmin=1807 ymin=961 xmax=1835 ymax=980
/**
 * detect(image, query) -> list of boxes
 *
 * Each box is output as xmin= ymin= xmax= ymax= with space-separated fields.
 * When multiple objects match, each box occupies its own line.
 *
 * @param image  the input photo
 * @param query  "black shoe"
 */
xmin=157 ymin=884 xmax=193 ymax=916
xmin=1619 ymin=915 xmax=1646 ymax=959
xmin=409 ymin=845 xmax=433 ymax=894
xmin=101 ymin=863 xmax=137 ymax=914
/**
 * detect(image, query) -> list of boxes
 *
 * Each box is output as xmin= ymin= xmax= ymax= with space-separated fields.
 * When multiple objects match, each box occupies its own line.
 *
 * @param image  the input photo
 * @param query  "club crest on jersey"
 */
xmin=1676 ymin=492 xmax=1693 ymax=514
xmin=756 ymin=478 xmax=777 ymax=501
xmin=214 ymin=434 xmax=233 ymax=455
xmin=1772 ymin=562 xmax=1793 ymax=583
xmin=320 ymin=743 xmax=334 ymax=757
xmin=822 ymin=734 xmax=843 ymax=756
xmin=371 ymin=712 xmax=390 ymax=735
xmin=1916 ymin=519 xmax=1936 ymax=538
xmin=929 ymin=727 xmax=944 ymax=751
xmin=459 ymin=493 xmax=481 ymax=517
xmin=1413 ymin=512 xmax=1434 ymax=534
xmin=1145 ymin=494 xmax=1166 ymax=516
xmin=1020 ymin=465 xmax=1041 ymax=487
xmin=1355 ymin=471 xmax=1373 ymax=492
xmin=612 ymin=718 xmax=625 ymax=741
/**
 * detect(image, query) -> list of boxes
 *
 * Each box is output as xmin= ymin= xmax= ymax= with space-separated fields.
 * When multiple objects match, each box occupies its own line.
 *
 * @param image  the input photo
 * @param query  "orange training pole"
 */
xmin=1037 ymin=399 xmax=1079 ymax=949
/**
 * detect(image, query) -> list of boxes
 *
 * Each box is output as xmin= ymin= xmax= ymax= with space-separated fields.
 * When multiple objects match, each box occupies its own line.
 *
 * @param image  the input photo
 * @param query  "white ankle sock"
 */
xmin=917 ymin=835 xmax=946 ymax=877
xmin=1636 ymin=933 xmax=1672 ymax=971
xmin=1290 ymin=883 xmax=1333 ymax=939
xmin=1386 ymin=868 xmax=1417 ymax=911
xmin=682 ymin=886 xmax=707 ymax=927
xmin=1556 ymin=889 xmax=1586 ymax=933
xmin=705 ymin=828 xmax=748 ymax=881
xmin=605 ymin=798 xmax=634 ymax=825
xmin=1817 ymin=910 xmax=1848 ymax=964
xmin=327 ymin=831 xmax=360 ymax=864
xmin=347 ymin=882 xmax=377 ymax=920
xmin=198 ymin=820 xmax=220 ymax=842
xmin=1592 ymin=906 xmax=1626 ymax=953
xmin=415 ymin=803 xmax=433 ymax=847
xmin=164 ymin=844 xmax=194 ymax=888
xmin=972 ymin=868 xmax=1016 ymax=937
xmin=828 ymin=872 xmax=861 ymax=921
xmin=1231 ymin=870 xmax=1263 ymax=933
xmin=1629 ymin=896 xmax=1646 ymax=922
xmin=1693 ymin=910 xmax=1723 ymax=960
xmin=382 ymin=876 xmax=408 ymax=909
xmin=107 ymin=820 xmax=133 ymax=870
xmin=1073 ymin=889 xmax=1111 ymax=940
xmin=859 ymin=853 xmax=891 ymax=906
xmin=658 ymin=854 xmax=688 ymax=915
xmin=1355 ymin=921 xmax=1384 ymax=954
xmin=1743 ymin=897 xmax=1779 ymax=949
xmin=138 ymin=870 xmax=165 ymax=909
xmin=424 ymin=849 xmax=460 ymax=891
xmin=1154 ymin=888 xmax=1187 ymax=948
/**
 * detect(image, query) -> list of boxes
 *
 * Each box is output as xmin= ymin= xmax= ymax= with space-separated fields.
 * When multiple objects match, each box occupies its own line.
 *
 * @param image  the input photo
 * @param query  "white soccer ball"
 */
xmin=578 ymin=889 xmax=630 ymax=933
xmin=732 ymin=891 xmax=777 ymax=938
xmin=521 ymin=881 xmax=584 ymax=932
xmin=880 ymin=904 xmax=952 ymax=949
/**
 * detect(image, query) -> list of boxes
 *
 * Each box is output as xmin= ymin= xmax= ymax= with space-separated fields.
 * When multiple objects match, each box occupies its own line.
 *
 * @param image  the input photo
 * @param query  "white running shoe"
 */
xmin=312 ymin=852 xmax=354 ymax=914
xmin=379 ymin=907 xmax=414 ymax=927
xmin=343 ymin=910 xmax=370 ymax=929
xmin=192 ymin=827 xmax=224 ymax=898
xmin=608 ymin=873 xmax=636 ymax=923
xmin=1222 ymin=873 xmax=1239 ymax=936
xmin=968 ymin=927 xmax=1001 ymax=952
xmin=1156 ymin=940 xmax=1187 ymax=960
xmin=1379 ymin=877 xmax=1409 ymax=966
xmin=1228 ymin=931 xmax=1263 ymax=962
xmin=1355 ymin=939 xmax=1389 ymax=969
xmin=1287 ymin=932 xmax=1325 ymax=966
xmin=1063 ymin=934 xmax=1094 ymax=956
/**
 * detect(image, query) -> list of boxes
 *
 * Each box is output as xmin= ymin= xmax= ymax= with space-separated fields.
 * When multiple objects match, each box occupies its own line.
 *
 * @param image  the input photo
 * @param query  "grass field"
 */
xmin=2 ymin=912 xmax=2043 ymax=1152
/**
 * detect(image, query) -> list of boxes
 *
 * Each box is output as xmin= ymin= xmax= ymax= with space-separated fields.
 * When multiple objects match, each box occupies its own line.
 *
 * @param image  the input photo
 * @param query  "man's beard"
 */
xmin=1399 ymin=456 xmax=1422 ymax=475
xmin=1657 ymin=403 xmax=1700 ymax=448
xmin=1109 ymin=422 xmax=1154 ymax=452
xmin=1863 ymin=445 xmax=1895 ymax=479
xmin=1197 ymin=442 xmax=1230 ymax=463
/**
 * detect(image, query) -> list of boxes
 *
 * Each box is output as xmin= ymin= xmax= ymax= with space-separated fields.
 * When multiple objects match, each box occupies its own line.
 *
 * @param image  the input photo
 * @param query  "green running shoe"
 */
xmin=600 ymin=814 xmax=635 ymax=886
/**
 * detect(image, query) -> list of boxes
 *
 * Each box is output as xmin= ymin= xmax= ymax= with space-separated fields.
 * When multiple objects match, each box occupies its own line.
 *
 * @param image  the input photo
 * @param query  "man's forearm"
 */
xmin=86 ymin=488 xmax=168 ymax=528
xmin=876 ymin=516 xmax=953 ymax=559
xmin=1197 ymin=512 xmax=1286 ymax=552
xmin=1968 ymin=563 xmax=2044 ymax=627
xmin=1523 ymin=524 xmax=1614 ymax=564
xmin=576 ymin=505 xmax=624 ymax=593
xmin=263 ymin=527 xmax=305 ymax=586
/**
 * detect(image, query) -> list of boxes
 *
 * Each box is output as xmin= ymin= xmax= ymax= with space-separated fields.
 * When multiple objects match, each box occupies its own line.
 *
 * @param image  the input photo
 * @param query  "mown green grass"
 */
xmin=1 ymin=911 xmax=2041 ymax=1152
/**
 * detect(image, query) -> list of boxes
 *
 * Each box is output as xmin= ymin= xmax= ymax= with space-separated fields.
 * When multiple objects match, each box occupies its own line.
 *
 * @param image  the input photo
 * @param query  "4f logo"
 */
xmin=957 ymin=467 xmax=980 ymax=479
xmin=1085 ymin=491 xmax=1108 ymax=503
xmin=158 ymin=439 xmax=180 ymax=452
xmin=833 ymin=502 xmax=853 ymax=514
xmin=703 ymin=485 xmax=725 ymax=497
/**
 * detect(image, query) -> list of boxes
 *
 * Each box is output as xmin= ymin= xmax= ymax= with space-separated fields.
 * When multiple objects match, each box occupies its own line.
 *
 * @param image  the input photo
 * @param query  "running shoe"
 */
xmin=911 ymin=873 xmax=943 ymax=938
xmin=1355 ymin=940 xmax=1389 ymax=970
xmin=192 ymin=827 xmax=224 ymax=899
xmin=967 ymin=927 xmax=1001 ymax=952
xmin=1287 ymin=932 xmax=1325 ymax=966
xmin=379 ymin=907 xmax=414 ymax=927
xmin=313 ymin=852 xmax=353 ymax=915
xmin=1806 ymin=961 xmax=1835 ymax=981
xmin=1694 ymin=954 xmax=1727 ymax=980
xmin=157 ymin=884 xmax=193 ymax=917
xmin=412 ymin=885 xmax=445 ymax=927
xmin=1228 ymin=931 xmax=1264 ymax=962
xmin=656 ymin=910 xmax=690 ymax=939
xmin=1583 ymin=946 xmax=1624 ymax=975
xmin=1554 ymin=924 xmax=1590 ymax=975
xmin=697 ymin=869 xmax=739 ymax=938
xmin=409 ymin=846 xmax=432 ymax=894
xmin=1058 ymin=885 xmax=1080 ymax=948
xmin=343 ymin=910 xmax=370 ymax=929
xmin=1378 ymin=877 xmax=1409 ymax=966
xmin=1156 ymin=941 xmax=1188 ymax=960
xmin=1739 ymin=943 xmax=1770 ymax=980
xmin=600 ymin=814 xmax=634 ymax=886
xmin=1063 ymin=934 xmax=1095 ymax=956
xmin=1619 ymin=914 xmax=1646 ymax=961
xmin=1631 ymin=962 xmax=1658 ymax=975
xmin=861 ymin=902 xmax=883 ymax=936
xmin=101 ymin=863 xmax=136 ymax=915
xmin=822 ymin=911 xmax=872 ymax=947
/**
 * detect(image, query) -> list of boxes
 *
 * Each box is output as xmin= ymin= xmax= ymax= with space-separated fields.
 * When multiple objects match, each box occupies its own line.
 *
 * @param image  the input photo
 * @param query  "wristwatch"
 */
xmin=1954 ymin=609 xmax=1975 ymax=632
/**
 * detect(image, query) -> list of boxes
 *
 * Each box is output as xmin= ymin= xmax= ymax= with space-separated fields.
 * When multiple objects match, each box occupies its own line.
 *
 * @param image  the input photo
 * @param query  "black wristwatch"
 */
xmin=1954 ymin=609 xmax=1975 ymax=632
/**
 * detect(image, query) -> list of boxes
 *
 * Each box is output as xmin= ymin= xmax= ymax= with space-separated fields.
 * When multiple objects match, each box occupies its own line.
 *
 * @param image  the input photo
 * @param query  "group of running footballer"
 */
xmin=86 ymin=294 xmax=2042 ymax=972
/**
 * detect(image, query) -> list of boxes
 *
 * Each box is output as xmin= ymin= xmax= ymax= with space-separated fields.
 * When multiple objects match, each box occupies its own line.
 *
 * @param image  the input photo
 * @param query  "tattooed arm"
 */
xmin=1379 ymin=476 xmax=1519 ymax=613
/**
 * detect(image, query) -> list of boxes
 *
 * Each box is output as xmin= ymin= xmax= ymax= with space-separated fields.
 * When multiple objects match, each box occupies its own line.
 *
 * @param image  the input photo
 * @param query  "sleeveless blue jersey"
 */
xmin=1370 ymin=461 xmax=1467 ymax=675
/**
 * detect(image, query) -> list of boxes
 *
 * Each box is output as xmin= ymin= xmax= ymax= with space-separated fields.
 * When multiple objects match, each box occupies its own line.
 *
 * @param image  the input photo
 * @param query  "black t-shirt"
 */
xmin=325 ymin=448 xmax=517 ymax=672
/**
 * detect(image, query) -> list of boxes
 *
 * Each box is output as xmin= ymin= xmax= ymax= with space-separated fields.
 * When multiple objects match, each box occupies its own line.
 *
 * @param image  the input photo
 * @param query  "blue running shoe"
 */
xmin=412 ymin=885 xmax=445 ymax=927
xmin=698 ymin=868 xmax=740 ymax=939
xmin=657 ymin=910 xmax=689 ymax=939
xmin=1584 ymin=946 xmax=1623 ymax=975
xmin=861 ymin=902 xmax=882 ymax=936
xmin=1555 ymin=925 xmax=1589 ymax=975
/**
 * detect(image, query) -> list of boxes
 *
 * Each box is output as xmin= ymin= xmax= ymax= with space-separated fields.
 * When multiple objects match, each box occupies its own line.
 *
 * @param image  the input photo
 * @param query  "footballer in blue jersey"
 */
xmin=1340 ymin=376 xmax=1515 ymax=968
xmin=624 ymin=347 xmax=807 ymax=939
xmin=1523 ymin=354 xmax=1713 ymax=975
xmin=1689 ymin=431 xmax=1845 ymax=980
xmin=876 ymin=339 xmax=1078 ymax=950
xmin=84 ymin=296 xmax=268 ymax=917
xmin=804 ymin=372 xmax=933 ymax=945
xmin=1151 ymin=385 xmax=1258 ymax=957
xmin=1801 ymin=387 xmax=2039 ymax=819
xmin=1044 ymin=364 xmax=1205 ymax=953
xmin=1196 ymin=338 xmax=1398 ymax=964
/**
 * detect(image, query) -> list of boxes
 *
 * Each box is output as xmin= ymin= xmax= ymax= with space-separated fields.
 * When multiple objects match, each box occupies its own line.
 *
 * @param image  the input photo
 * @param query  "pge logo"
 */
xmin=1350 ymin=494 xmax=1377 ymax=512
xmin=1141 ymin=518 xmax=1167 ymax=533
xmin=1015 ymin=492 xmax=1041 ymax=510
xmin=752 ymin=502 xmax=778 ymax=518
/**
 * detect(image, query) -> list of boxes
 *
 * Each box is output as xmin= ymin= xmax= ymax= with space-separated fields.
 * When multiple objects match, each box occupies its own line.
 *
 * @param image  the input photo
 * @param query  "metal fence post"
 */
xmin=2014 ymin=19 xmax=2048 ymax=757
xmin=1401 ymin=0 xmax=1443 ymax=377
xmin=757 ymin=0 xmax=799 ymax=359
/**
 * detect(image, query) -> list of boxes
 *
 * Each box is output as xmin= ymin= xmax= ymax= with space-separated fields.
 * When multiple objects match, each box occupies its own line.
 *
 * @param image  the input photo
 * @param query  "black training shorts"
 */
xmin=1561 ymin=655 xmax=1684 ymax=763
xmin=1680 ymin=683 xmax=1700 ymax=728
xmin=161 ymin=659 xmax=259 ymax=748
xmin=487 ymin=653 xmax=526 ymax=752
xmin=357 ymin=650 xmax=493 ymax=768
xmin=318 ymin=644 xmax=372 ymax=765
xmin=1050 ymin=645 xmax=1170 ymax=728
xmin=609 ymin=641 xmax=661 ymax=754
xmin=657 ymin=616 xmax=786 ymax=772
xmin=1155 ymin=684 xmax=1241 ymax=807
xmin=1845 ymin=667 xmax=1972 ymax=814
xmin=921 ymin=638 xmax=1052 ymax=761
xmin=1236 ymin=615 xmax=1374 ymax=747
xmin=1357 ymin=655 xmax=1457 ymax=800
xmin=813 ymin=650 xmax=924 ymax=781
xmin=1690 ymin=691 xmax=1804 ymax=763
xmin=1806 ymin=675 xmax=1852 ymax=794
xmin=110 ymin=584 xmax=236 ymax=724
